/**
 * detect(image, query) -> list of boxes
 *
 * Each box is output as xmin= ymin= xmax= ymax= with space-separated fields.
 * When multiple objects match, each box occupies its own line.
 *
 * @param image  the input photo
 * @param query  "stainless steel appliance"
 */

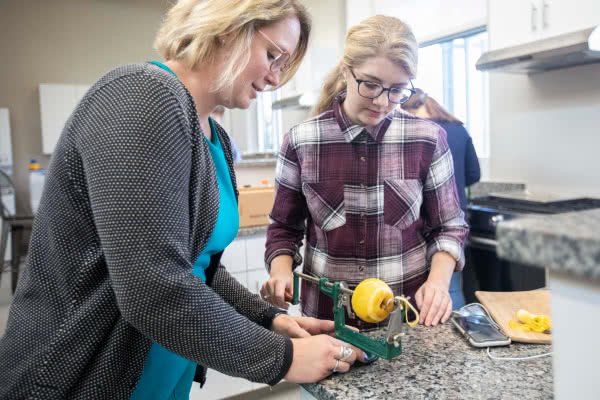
xmin=476 ymin=25 xmax=600 ymax=74
xmin=462 ymin=193 xmax=600 ymax=303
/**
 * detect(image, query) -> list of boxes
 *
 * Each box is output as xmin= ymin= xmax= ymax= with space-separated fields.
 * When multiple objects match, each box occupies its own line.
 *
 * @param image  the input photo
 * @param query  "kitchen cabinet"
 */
xmin=488 ymin=0 xmax=600 ymax=51
xmin=39 ymin=84 xmax=90 ymax=154
xmin=220 ymin=238 xmax=246 ymax=274
xmin=247 ymin=268 xmax=270 ymax=294
xmin=245 ymin=235 xmax=267 ymax=271
xmin=220 ymin=232 xmax=269 ymax=291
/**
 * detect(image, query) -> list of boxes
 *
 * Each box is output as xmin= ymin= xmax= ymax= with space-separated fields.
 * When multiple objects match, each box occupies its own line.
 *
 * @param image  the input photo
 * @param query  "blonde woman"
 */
xmin=261 ymin=16 xmax=469 ymax=331
xmin=0 ymin=1 xmax=364 ymax=399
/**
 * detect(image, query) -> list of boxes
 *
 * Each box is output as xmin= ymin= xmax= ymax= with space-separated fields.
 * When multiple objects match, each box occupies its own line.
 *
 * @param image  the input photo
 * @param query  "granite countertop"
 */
xmin=235 ymin=152 xmax=278 ymax=168
xmin=235 ymin=158 xmax=277 ymax=168
xmin=237 ymin=225 xmax=268 ymax=237
xmin=497 ymin=208 xmax=600 ymax=281
xmin=302 ymin=323 xmax=552 ymax=400
xmin=468 ymin=181 xmax=526 ymax=198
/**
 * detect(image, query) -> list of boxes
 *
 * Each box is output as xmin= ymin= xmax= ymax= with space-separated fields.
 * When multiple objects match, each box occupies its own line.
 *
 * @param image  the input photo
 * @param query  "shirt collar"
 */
xmin=332 ymin=91 xmax=393 ymax=143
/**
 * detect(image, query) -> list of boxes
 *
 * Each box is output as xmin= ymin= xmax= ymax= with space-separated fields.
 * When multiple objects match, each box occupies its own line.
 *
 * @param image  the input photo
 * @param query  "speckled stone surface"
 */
xmin=235 ymin=158 xmax=277 ymax=168
xmin=302 ymin=323 xmax=552 ymax=400
xmin=236 ymin=225 xmax=268 ymax=237
xmin=497 ymin=209 xmax=600 ymax=281
xmin=469 ymin=181 xmax=526 ymax=198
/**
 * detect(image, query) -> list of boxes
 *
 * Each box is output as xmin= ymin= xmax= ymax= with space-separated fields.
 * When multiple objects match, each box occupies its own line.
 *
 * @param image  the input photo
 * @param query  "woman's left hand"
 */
xmin=415 ymin=279 xmax=452 ymax=327
xmin=271 ymin=315 xmax=335 ymax=338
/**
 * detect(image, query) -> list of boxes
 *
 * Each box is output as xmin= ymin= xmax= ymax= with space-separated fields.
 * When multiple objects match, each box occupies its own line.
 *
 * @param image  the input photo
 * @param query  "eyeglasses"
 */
xmin=349 ymin=68 xmax=415 ymax=104
xmin=258 ymin=30 xmax=291 ymax=73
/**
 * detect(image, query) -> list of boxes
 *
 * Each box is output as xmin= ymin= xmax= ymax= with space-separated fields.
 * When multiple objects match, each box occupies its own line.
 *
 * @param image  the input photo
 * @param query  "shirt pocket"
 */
xmin=302 ymin=181 xmax=346 ymax=232
xmin=383 ymin=179 xmax=423 ymax=229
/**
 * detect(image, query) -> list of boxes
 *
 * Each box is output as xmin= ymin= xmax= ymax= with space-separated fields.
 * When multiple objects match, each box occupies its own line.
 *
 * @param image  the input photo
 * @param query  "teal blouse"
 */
xmin=131 ymin=62 xmax=239 ymax=400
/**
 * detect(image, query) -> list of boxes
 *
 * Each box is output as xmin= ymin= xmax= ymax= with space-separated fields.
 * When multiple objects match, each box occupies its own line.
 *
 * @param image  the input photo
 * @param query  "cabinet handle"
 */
xmin=542 ymin=0 xmax=549 ymax=29
xmin=531 ymin=3 xmax=538 ymax=31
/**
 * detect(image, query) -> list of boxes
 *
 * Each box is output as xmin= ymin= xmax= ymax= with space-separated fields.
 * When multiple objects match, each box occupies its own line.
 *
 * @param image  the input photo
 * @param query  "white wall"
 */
xmin=346 ymin=0 xmax=486 ymax=42
xmin=0 ymin=0 xmax=169 ymax=214
xmin=488 ymin=63 xmax=600 ymax=197
xmin=294 ymin=0 xmax=345 ymax=95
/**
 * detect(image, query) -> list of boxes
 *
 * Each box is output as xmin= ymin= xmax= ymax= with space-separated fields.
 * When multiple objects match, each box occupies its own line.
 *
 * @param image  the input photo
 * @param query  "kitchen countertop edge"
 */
xmin=497 ymin=208 xmax=600 ymax=281
xmin=236 ymin=225 xmax=268 ymax=237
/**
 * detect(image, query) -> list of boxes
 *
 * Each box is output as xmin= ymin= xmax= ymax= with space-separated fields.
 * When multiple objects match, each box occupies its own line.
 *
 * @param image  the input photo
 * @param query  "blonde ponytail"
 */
xmin=312 ymin=63 xmax=347 ymax=116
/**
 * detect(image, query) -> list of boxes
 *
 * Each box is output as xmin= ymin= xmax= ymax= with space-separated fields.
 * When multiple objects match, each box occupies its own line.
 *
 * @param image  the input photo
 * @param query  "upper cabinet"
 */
xmin=39 ymin=84 xmax=90 ymax=155
xmin=488 ymin=0 xmax=600 ymax=51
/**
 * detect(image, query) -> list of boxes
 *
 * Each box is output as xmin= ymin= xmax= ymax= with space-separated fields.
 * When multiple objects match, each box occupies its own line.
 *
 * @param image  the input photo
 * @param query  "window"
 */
xmin=415 ymin=29 xmax=489 ymax=157
xmin=255 ymin=90 xmax=283 ymax=153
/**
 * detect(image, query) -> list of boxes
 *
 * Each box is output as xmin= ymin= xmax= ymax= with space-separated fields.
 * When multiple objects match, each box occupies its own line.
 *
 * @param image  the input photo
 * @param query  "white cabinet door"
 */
xmin=0 ymin=108 xmax=12 ymax=168
xmin=220 ymin=238 xmax=246 ymax=274
xmin=488 ymin=0 xmax=537 ymax=50
xmin=245 ymin=235 xmax=267 ymax=271
xmin=247 ymin=268 xmax=270 ymax=294
xmin=489 ymin=0 xmax=600 ymax=51
xmin=539 ymin=0 xmax=600 ymax=40
xmin=39 ymin=84 xmax=89 ymax=154
xmin=230 ymin=271 xmax=248 ymax=289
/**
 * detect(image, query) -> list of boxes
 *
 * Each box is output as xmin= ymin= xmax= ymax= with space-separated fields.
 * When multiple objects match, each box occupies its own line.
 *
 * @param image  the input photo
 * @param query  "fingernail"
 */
xmin=361 ymin=352 xmax=378 ymax=363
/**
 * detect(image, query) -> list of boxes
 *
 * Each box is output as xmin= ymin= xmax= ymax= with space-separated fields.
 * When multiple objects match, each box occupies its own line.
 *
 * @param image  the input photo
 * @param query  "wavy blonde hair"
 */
xmin=313 ymin=15 xmax=417 ymax=116
xmin=154 ymin=0 xmax=311 ymax=91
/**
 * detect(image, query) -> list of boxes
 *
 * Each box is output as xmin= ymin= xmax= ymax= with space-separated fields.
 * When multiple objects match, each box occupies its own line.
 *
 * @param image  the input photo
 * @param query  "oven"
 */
xmin=461 ymin=193 xmax=600 ymax=304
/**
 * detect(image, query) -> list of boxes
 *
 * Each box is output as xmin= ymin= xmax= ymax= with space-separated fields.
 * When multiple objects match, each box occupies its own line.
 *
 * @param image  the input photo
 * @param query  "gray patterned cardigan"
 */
xmin=0 ymin=63 xmax=293 ymax=399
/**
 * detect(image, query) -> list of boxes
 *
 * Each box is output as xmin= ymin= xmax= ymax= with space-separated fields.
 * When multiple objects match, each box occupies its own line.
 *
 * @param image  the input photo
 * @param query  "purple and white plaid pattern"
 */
xmin=265 ymin=92 xmax=469 ymax=329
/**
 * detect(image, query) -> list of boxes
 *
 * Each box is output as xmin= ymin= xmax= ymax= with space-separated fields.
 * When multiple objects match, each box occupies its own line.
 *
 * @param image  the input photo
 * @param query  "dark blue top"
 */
xmin=433 ymin=120 xmax=481 ymax=211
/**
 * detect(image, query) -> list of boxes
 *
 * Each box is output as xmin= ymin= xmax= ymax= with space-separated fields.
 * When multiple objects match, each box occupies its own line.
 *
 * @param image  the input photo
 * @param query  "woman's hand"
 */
xmin=272 ymin=315 xmax=336 ymax=338
xmin=415 ymin=251 xmax=456 ymax=326
xmin=285 ymin=335 xmax=362 ymax=383
xmin=260 ymin=259 xmax=294 ymax=309
xmin=415 ymin=279 xmax=452 ymax=326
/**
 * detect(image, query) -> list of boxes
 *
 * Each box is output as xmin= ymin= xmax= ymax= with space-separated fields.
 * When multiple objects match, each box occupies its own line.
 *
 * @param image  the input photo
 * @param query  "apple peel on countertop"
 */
xmin=508 ymin=309 xmax=551 ymax=334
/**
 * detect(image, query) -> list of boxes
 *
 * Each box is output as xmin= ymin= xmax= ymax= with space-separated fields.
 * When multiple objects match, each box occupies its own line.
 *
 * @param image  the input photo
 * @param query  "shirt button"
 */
xmin=360 ymin=212 xmax=365 ymax=218
xmin=359 ymin=239 xmax=365 ymax=244
xmin=358 ymin=265 xmax=365 ymax=272
xmin=360 ymin=156 xmax=366 ymax=162
xmin=360 ymin=184 xmax=366 ymax=189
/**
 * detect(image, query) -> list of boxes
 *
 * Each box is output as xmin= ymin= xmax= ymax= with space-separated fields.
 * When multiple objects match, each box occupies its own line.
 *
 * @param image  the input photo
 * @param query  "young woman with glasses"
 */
xmin=261 ymin=15 xmax=469 ymax=331
xmin=0 ymin=1 xmax=366 ymax=399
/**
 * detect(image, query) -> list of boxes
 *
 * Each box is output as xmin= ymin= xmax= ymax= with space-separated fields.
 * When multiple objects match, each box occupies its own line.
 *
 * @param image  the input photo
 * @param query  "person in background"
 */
xmin=260 ymin=15 xmax=469 ymax=330
xmin=401 ymin=88 xmax=481 ymax=309
xmin=210 ymin=105 xmax=242 ymax=163
xmin=0 ymin=1 xmax=365 ymax=399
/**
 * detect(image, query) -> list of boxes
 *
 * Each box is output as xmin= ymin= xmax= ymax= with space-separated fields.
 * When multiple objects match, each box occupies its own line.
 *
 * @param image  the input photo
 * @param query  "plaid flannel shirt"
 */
xmin=265 ymin=92 xmax=469 ymax=329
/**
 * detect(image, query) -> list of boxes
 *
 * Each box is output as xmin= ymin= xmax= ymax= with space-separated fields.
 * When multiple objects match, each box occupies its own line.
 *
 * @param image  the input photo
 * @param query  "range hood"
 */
xmin=476 ymin=26 xmax=600 ymax=74
xmin=271 ymin=90 xmax=318 ymax=110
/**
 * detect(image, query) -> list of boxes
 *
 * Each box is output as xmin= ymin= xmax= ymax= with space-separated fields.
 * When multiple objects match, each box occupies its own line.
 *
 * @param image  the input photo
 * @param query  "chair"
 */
xmin=0 ymin=170 xmax=34 ymax=294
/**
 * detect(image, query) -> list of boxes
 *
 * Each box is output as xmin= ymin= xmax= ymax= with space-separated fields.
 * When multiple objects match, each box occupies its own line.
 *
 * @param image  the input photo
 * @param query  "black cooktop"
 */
xmin=468 ymin=196 xmax=600 ymax=215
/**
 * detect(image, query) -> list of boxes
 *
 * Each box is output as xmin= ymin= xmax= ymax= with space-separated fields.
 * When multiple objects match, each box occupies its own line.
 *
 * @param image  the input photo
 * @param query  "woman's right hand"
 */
xmin=284 ymin=335 xmax=359 ymax=383
xmin=260 ymin=262 xmax=294 ymax=309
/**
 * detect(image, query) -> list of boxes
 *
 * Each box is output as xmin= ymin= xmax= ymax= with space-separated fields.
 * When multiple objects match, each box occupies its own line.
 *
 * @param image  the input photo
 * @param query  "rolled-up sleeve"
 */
xmin=265 ymin=132 xmax=307 ymax=271
xmin=422 ymin=127 xmax=470 ymax=270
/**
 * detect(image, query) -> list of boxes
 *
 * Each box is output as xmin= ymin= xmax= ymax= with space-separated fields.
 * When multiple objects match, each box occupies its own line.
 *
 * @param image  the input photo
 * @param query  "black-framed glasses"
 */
xmin=258 ymin=30 xmax=291 ymax=73
xmin=349 ymin=68 xmax=415 ymax=104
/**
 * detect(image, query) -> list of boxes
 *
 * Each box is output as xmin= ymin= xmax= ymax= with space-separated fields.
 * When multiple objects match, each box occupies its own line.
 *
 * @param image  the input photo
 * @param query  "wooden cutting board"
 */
xmin=475 ymin=290 xmax=552 ymax=344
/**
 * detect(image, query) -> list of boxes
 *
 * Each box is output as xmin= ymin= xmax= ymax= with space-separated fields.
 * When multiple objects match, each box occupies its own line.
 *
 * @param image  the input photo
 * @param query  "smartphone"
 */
xmin=451 ymin=303 xmax=511 ymax=347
